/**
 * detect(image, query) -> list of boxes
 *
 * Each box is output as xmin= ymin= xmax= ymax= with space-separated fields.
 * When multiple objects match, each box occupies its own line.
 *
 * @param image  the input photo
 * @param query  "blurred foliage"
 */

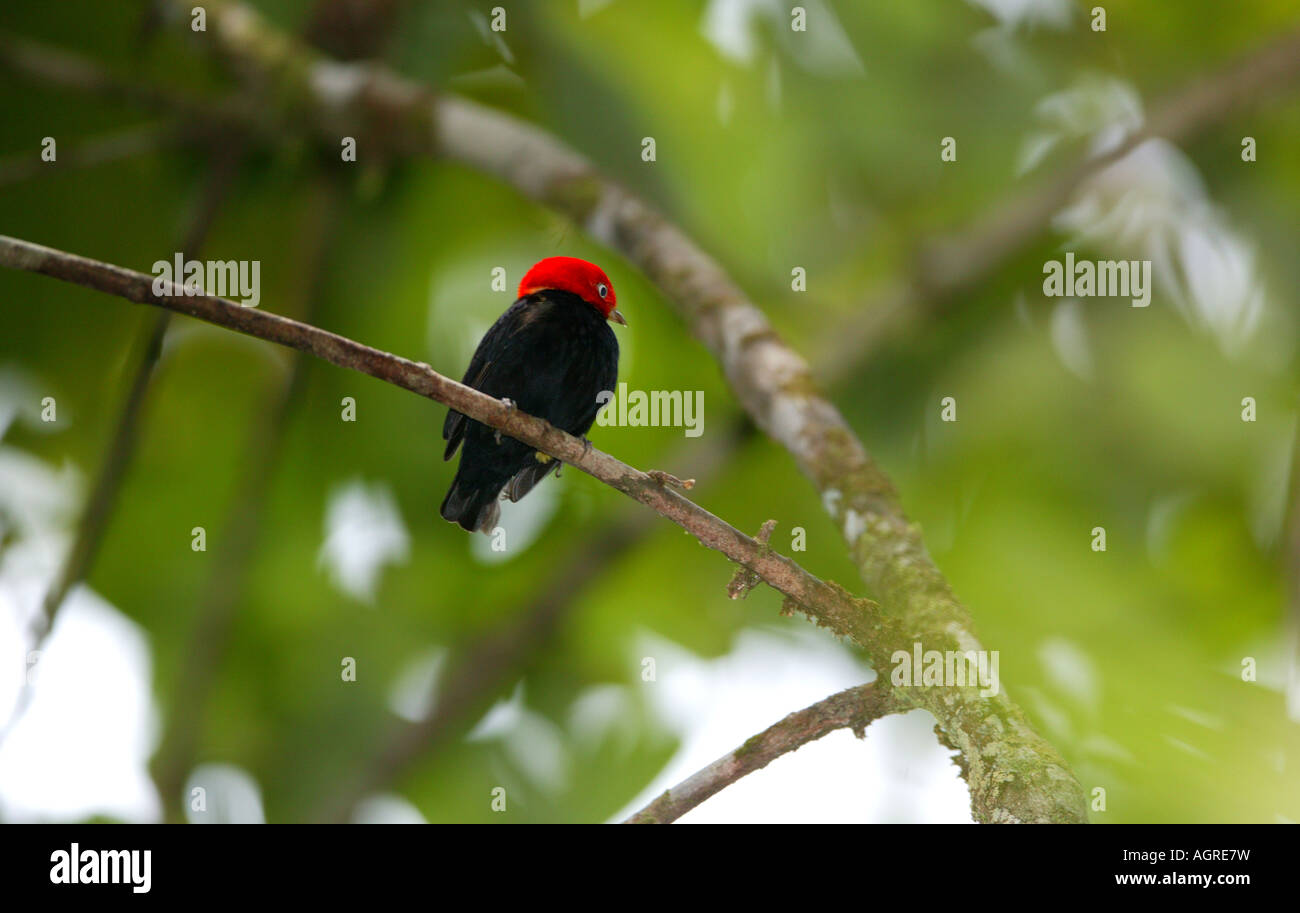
xmin=1 ymin=0 xmax=1298 ymax=822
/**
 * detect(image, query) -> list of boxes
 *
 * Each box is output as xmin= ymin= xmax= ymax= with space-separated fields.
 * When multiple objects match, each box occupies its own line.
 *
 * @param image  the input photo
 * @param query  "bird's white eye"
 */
xmin=597 ymin=283 xmax=609 ymax=299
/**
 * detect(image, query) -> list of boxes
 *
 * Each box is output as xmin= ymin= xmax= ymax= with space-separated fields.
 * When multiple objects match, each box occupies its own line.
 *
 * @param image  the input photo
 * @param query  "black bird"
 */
xmin=440 ymin=257 xmax=625 ymax=533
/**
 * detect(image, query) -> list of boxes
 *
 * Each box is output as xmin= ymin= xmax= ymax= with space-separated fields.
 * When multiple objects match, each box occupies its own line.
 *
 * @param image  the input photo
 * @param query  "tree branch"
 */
xmin=32 ymin=146 xmax=244 ymax=641
xmin=811 ymin=27 xmax=1300 ymax=384
xmin=624 ymin=681 xmax=901 ymax=824
xmin=0 ymin=234 xmax=883 ymax=650
xmin=917 ymin=26 xmax=1300 ymax=295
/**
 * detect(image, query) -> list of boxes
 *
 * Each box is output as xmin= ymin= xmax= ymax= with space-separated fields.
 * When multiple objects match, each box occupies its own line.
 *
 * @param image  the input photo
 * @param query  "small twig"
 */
xmin=624 ymin=681 xmax=899 ymax=823
xmin=727 ymin=519 xmax=776 ymax=600
xmin=646 ymin=469 xmax=694 ymax=490
xmin=818 ymin=27 xmax=1300 ymax=388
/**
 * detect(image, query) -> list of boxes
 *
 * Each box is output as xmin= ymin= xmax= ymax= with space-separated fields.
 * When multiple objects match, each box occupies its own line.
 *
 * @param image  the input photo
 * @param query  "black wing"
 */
xmin=442 ymin=296 xmax=552 ymax=461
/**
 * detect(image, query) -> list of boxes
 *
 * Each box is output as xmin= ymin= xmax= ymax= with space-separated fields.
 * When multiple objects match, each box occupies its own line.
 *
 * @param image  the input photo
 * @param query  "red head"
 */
xmin=519 ymin=256 xmax=626 ymax=325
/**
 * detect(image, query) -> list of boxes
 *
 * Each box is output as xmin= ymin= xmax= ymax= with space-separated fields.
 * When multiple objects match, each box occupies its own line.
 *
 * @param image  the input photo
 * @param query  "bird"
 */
xmin=440 ymin=256 xmax=626 ymax=533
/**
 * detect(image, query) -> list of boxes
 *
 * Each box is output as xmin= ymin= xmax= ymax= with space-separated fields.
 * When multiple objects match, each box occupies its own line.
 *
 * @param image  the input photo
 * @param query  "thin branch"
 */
xmin=0 ymin=234 xmax=883 ymax=649
xmin=624 ymin=681 xmax=901 ymax=824
xmin=822 ymin=27 xmax=1300 ymax=385
xmin=34 ymin=148 xmax=243 ymax=641
xmin=917 ymin=26 xmax=1300 ymax=295
xmin=32 ymin=313 xmax=166 ymax=640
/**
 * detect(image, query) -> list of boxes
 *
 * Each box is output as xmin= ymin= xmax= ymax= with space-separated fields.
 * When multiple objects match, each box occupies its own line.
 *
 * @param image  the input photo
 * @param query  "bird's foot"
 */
xmin=494 ymin=399 xmax=515 ymax=445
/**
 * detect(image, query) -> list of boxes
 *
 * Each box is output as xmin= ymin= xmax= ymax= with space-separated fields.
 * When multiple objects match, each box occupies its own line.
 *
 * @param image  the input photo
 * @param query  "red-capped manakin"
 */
xmin=440 ymin=257 xmax=625 ymax=532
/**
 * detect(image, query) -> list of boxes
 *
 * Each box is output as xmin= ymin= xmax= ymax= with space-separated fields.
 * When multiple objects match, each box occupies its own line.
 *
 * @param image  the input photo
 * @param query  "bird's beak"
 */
xmin=609 ymin=309 xmax=627 ymax=326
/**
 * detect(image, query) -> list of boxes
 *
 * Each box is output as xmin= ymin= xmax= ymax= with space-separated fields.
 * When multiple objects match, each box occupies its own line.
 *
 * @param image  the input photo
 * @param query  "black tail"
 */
xmin=439 ymin=476 xmax=502 ymax=533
